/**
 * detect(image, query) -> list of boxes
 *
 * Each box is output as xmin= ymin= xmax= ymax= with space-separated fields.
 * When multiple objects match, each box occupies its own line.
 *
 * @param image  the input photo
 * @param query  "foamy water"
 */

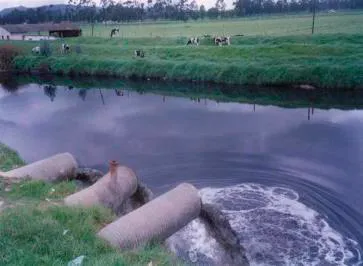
xmin=168 ymin=183 xmax=362 ymax=266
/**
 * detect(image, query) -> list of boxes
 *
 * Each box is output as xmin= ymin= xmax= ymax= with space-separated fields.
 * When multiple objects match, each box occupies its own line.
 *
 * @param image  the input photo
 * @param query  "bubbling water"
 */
xmin=168 ymin=183 xmax=362 ymax=266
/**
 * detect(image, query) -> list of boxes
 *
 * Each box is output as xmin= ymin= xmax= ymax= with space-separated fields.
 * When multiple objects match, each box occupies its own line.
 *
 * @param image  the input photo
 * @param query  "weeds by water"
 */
xmin=9 ymin=33 xmax=363 ymax=88
xmin=0 ymin=143 xmax=179 ymax=266
xmin=0 ymin=143 xmax=25 ymax=172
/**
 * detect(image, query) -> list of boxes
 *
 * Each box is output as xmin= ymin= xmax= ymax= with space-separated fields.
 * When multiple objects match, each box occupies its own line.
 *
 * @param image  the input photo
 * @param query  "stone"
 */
xmin=74 ymin=168 xmax=104 ymax=185
xmin=114 ymin=180 xmax=154 ymax=216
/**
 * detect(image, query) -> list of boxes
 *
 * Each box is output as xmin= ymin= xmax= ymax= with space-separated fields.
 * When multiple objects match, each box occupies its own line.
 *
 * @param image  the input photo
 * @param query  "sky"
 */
xmin=0 ymin=0 xmax=234 ymax=10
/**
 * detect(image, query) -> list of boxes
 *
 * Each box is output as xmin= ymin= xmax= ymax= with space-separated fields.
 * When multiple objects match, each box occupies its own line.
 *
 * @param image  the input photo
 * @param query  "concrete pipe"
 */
xmin=97 ymin=183 xmax=201 ymax=249
xmin=64 ymin=164 xmax=138 ymax=213
xmin=0 ymin=153 xmax=78 ymax=182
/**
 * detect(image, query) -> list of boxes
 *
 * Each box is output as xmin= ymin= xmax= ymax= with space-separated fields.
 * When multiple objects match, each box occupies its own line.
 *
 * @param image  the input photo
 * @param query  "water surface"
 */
xmin=0 ymin=80 xmax=362 ymax=265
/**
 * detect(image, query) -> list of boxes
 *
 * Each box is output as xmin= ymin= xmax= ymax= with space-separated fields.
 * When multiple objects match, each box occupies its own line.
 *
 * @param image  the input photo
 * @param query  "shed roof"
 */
xmin=0 ymin=23 xmax=80 ymax=34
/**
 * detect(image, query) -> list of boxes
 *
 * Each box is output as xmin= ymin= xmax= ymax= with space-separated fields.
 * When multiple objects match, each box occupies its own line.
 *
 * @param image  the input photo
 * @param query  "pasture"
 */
xmin=5 ymin=11 xmax=363 ymax=88
xmin=81 ymin=11 xmax=363 ymax=38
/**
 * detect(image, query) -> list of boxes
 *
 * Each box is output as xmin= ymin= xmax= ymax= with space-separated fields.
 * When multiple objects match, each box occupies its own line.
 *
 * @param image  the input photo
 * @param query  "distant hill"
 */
xmin=0 ymin=6 xmax=27 ymax=16
xmin=0 ymin=4 xmax=76 ymax=17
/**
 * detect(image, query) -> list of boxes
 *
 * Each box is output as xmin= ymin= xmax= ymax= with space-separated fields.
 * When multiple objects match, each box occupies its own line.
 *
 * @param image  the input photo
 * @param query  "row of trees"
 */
xmin=0 ymin=0 xmax=362 ymax=24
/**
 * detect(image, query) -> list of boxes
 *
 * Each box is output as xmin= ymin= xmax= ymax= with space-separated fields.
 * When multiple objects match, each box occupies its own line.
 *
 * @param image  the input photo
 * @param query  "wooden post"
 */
xmin=311 ymin=0 xmax=317 ymax=34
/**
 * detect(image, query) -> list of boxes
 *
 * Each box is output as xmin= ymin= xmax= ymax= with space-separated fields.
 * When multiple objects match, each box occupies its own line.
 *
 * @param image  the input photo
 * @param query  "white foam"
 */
xmin=168 ymin=183 xmax=362 ymax=265
xmin=166 ymin=218 xmax=225 ymax=264
xmin=199 ymin=183 xmax=362 ymax=266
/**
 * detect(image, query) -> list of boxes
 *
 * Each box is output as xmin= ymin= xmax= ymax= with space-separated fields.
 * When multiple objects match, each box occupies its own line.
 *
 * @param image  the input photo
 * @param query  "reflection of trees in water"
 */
xmin=115 ymin=89 xmax=123 ymax=96
xmin=0 ymin=75 xmax=19 ymax=93
xmin=43 ymin=85 xmax=57 ymax=102
xmin=78 ymin=89 xmax=87 ymax=101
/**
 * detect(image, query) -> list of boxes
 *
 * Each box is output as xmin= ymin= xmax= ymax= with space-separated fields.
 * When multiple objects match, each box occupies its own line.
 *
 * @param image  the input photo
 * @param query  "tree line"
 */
xmin=0 ymin=0 xmax=362 ymax=25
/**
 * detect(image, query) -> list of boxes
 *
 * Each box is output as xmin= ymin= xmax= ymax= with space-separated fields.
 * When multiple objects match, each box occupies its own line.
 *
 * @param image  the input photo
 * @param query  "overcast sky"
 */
xmin=0 ymin=0 xmax=234 ymax=10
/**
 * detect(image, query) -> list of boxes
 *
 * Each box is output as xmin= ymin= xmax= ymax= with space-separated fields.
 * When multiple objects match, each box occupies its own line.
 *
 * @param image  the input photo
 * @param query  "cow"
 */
xmin=134 ymin=50 xmax=145 ymax=58
xmin=61 ymin=43 xmax=70 ymax=54
xmin=32 ymin=46 xmax=41 ymax=54
xmin=110 ymin=28 xmax=119 ymax=38
xmin=187 ymin=37 xmax=199 ymax=46
xmin=214 ymin=36 xmax=231 ymax=46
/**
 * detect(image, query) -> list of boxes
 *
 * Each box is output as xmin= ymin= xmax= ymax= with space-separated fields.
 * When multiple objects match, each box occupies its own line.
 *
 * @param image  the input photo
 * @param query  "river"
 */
xmin=0 ymin=77 xmax=362 ymax=265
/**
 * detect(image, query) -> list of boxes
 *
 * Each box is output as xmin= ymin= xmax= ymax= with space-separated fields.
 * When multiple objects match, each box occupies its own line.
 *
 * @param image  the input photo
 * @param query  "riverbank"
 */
xmin=6 ymin=33 xmax=363 ymax=89
xmin=0 ymin=143 xmax=179 ymax=266
xmin=2 ymin=73 xmax=363 ymax=110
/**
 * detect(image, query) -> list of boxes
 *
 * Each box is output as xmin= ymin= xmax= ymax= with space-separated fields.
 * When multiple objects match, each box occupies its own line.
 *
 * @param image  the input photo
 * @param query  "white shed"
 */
xmin=0 ymin=26 xmax=11 ymax=40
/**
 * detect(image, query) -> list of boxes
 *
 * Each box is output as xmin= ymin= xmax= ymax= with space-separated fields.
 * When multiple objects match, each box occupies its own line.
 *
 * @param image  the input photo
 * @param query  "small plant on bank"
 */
xmin=75 ymin=44 xmax=82 ymax=54
xmin=0 ymin=45 xmax=22 ymax=71
xmin=40 ymin=40 xmax=52 ymax=57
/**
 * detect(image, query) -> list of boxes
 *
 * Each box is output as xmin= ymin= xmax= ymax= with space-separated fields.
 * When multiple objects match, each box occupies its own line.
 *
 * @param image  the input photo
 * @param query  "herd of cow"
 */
xmin=186 ymin=35 xmax=231 ymax=46
xmin=30 ymin=35 xmax=231 ymax=57
xmin=32 ymin=43 xmax=70 ymax=55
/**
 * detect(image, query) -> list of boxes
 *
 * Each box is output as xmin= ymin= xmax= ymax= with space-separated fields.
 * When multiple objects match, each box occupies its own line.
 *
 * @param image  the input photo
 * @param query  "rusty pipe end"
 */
xmin=109 ymin=160 xmax=119 ymax=178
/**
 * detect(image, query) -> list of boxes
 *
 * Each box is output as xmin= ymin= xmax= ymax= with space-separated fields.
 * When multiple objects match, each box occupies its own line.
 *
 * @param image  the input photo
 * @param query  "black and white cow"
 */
xmin=134 ymin=50 xmax=145 ymax=58
xmin=110 ymin=28 xmax=119 ymax=38
xmin=187 ymin=37 xmax=199 ymax=46
xmin=214 ymin=36 xmax=231 ymax=46
xmin=32 ymin=46 xmax=40 ymax=54
xmin=61 ymin=43 xmax=71 ymax=54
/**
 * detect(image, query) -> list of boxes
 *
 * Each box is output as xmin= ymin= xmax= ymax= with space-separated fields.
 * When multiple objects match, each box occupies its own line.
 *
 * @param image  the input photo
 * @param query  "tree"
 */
xmin=100 ymin=0 xmax=115 ymax=21
xmin=207 ymin=7 xmax=219 ymax=18
xmin=215 ymin=0 xmax=226 ymax=17
xmin=200 ymin=4 xmax=206 ymax=19
xmin=69 ymin=0 xmax=97 ymax=36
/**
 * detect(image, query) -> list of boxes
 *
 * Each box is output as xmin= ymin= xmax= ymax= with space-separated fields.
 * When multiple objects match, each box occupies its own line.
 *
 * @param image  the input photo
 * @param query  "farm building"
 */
xmin=0 ymin=23 xmax=82 ymax=41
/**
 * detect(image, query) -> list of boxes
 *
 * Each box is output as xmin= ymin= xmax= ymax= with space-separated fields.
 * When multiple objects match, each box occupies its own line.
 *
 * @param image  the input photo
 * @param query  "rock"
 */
xmin=74 ymin=168 xmax=104 ymax=184
xmin=298 ymin=84 xmax=316 ymax=90
xmin=200 ymin=203 xmax=249 ymax=266
xmin=114 ymin=180 xmax=154 ymax=216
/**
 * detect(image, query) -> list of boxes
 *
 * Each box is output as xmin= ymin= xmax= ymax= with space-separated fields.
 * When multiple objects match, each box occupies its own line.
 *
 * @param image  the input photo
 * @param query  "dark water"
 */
xmin=0 ymin=80 xmax=362 ymax=265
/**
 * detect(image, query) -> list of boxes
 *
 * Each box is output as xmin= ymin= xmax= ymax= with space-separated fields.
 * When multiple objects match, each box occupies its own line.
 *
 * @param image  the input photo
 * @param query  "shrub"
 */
xmin=40 ymin=40 xmax=52 ymax=57
xmin=75 ymin=44 xmax=82 ymax=54
xmin=0 ymin=45 xmax=21 ymax=71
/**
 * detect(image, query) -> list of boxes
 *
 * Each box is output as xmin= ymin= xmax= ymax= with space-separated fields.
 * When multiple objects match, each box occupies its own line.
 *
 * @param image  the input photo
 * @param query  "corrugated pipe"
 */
xmin=97 ymin=183 xmax=201 ymax=249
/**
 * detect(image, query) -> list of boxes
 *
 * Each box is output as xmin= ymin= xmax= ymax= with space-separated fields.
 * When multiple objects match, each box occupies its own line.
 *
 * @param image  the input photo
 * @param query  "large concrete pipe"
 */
xmin=97 ymin=183 xmax=201 ymax=249
xmin=0 ymin=153 xmax=78 ymax=181
xmin=64 ymin=163 xmax=138 ymax=213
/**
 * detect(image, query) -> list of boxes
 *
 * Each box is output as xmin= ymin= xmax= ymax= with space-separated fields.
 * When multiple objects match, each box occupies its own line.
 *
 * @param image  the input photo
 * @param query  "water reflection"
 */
xmin=32 ymin=85 xmax=324 ymax=121
xmin=1 ymin=78 xmax=363 ymax=264
xmin=43 ymin=85 xmax=57 ymax=102
xmin=78 ymin=89 xmax=87 ymax=101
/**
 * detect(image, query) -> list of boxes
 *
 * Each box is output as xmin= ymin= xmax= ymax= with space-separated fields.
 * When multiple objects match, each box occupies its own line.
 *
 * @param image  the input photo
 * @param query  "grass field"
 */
xmin=0 ymin=143 xmax=179 ymax=266
xmin=5 ymin=11 xmax=363 ymax=89
xmin=82 ymin=11 xmax=363 ymax=38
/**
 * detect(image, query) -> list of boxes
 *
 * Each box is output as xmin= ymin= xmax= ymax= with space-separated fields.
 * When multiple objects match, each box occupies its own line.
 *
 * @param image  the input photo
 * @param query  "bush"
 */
xmin=75 ymin=44 xmax=82 ymax=54
xmin=0 ymin=45 xmax=21 ymax=71
xmin=40 ymin=40 xmax=52 ymax=57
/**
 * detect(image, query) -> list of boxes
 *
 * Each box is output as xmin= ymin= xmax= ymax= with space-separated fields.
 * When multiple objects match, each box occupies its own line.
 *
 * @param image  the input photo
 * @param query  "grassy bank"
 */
xmin=0 ymin=144 xmax=179 ymax=266
xmin=3 ymin=74 xmax=363 ymax=110
xmin=8 ymin=33 xmax=363 ymax=89
xmin=3 ymin=12 xmax=363 ymax=88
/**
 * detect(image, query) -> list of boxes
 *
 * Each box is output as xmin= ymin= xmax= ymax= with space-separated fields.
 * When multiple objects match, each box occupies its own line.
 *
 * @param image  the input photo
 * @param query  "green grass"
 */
xmin=0 ymin=204 xmax=176 ymax=266
xmin=82 ymin=11 xmax=363 ymax=38
xmin=0 ymin=143 xmax=25 ymax=172
xmin=0 ymin=143 xmax=180 ymax=266
xmin=1 ymin=180 xmax=77 ymax=201
xmin=5 ymin=12 xmax=363 ymax=88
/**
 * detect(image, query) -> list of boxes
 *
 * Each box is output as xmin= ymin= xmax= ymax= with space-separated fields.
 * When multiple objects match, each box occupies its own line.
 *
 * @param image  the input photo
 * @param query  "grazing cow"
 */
xmin=32 ymin=46 xmax=40 ymax=54
xmin=187 ymin=37 xmax=199 ymax=46
xmin=214 ymin=36 xmax=231 ymax=46
xmin=110 ymin=28 xmax=119 ymax=38
xmin=61 ymin=43 xmax=71 ymax=54
xmin=134 ymin=50 xmax=145 ymax=58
